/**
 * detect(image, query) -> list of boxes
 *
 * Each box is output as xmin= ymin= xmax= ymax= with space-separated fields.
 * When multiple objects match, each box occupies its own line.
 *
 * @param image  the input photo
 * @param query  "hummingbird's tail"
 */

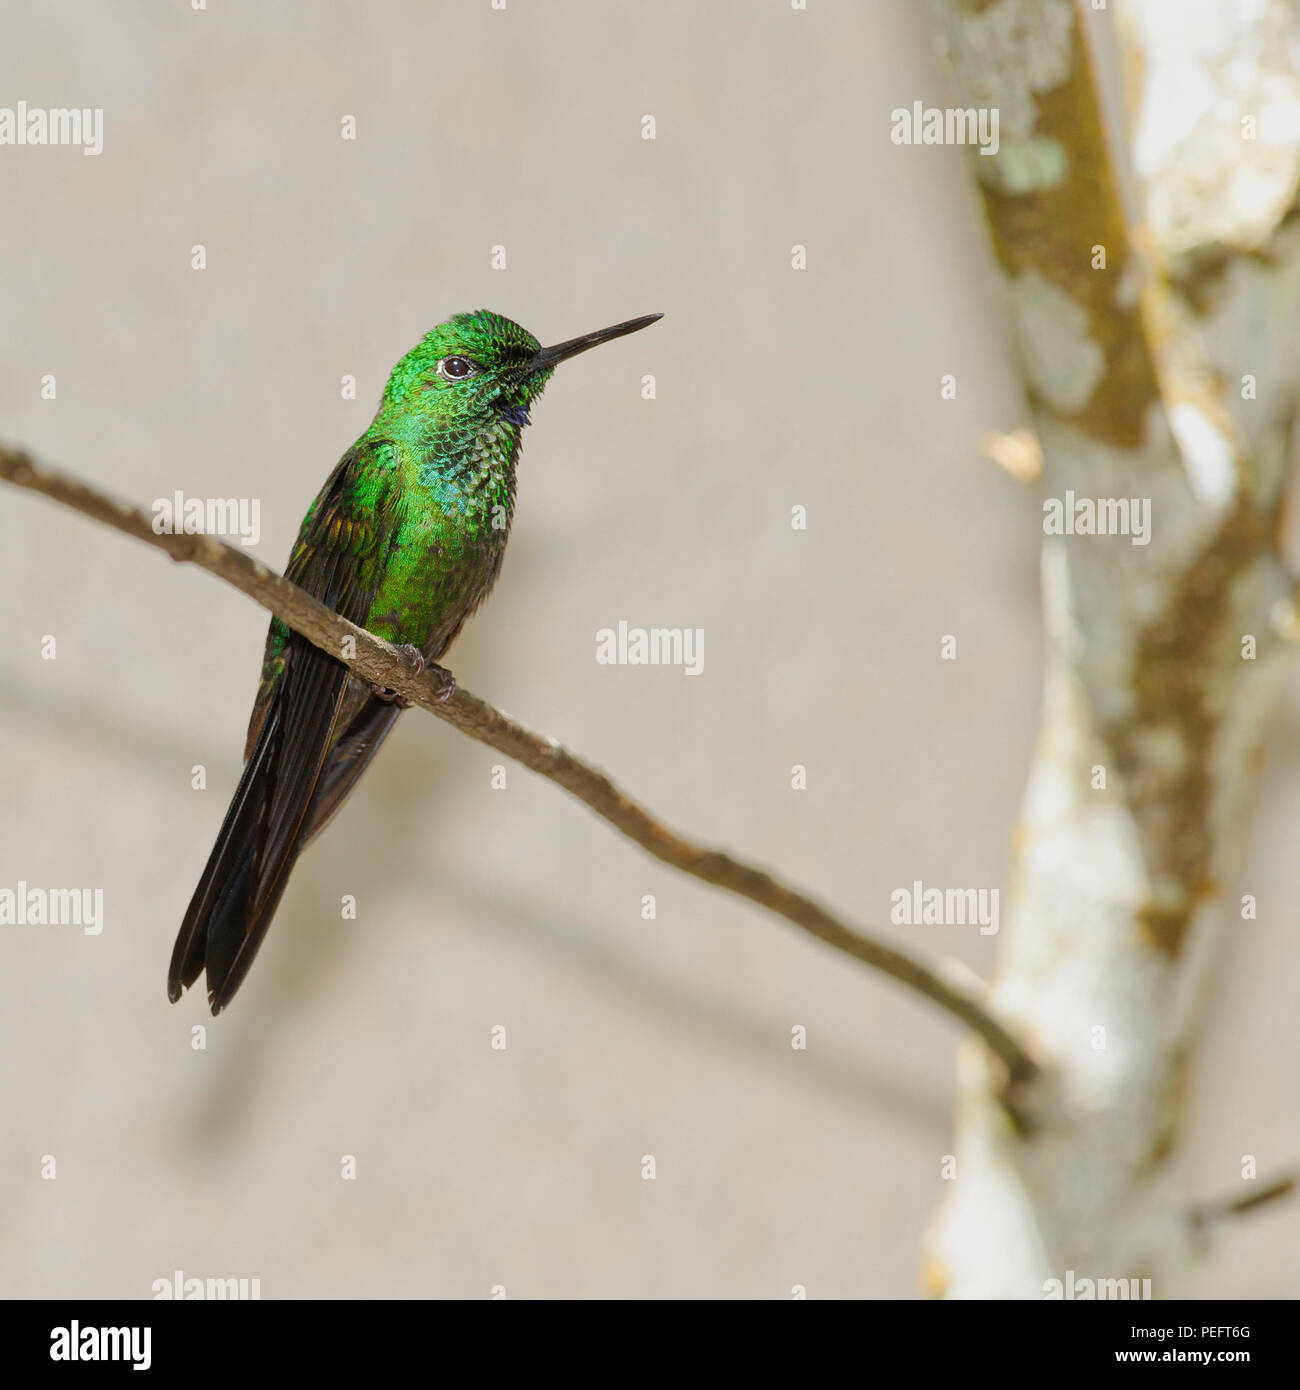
xmin=168 ymin=637 xmax=354 ymax=1014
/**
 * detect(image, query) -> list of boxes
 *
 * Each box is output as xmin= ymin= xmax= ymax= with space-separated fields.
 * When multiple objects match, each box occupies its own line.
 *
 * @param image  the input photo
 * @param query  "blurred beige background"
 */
xmin=1 ymin=0 xmax=1296 ymax=1298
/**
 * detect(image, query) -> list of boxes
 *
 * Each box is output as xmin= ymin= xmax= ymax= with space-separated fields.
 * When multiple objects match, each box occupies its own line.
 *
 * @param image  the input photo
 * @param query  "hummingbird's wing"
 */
xmin=298 ymin=591 xmax=480 ymax=845
xmin=298 ymin=695 xmax=402 ymax=847
xmin=168 ymin=441 xmax=398 ymax=1012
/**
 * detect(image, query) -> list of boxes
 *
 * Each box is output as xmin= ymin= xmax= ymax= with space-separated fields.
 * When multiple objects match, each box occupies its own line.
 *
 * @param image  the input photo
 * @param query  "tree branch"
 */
xmin=1190 ymin=1173 xmax=1297 ymax=1235
xmin=0 ymin=443 xmax=1039 ymax=1085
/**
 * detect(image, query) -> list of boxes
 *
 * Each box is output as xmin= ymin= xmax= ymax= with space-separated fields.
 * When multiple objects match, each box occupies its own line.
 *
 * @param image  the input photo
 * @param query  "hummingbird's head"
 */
xmin=382 ymin=309 xmax=662 ymax=429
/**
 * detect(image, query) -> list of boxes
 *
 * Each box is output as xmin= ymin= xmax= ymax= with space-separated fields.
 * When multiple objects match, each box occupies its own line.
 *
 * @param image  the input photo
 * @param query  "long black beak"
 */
xmin=528 ymin=313 xmax=662 ymax=370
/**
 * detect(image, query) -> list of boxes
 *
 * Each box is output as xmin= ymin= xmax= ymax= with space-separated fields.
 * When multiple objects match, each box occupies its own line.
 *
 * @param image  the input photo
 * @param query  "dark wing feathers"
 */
xmin=168 ymin=442 xmax=397 ymax=1012
xmin=299 ymin=698 xmax=403 ymax=848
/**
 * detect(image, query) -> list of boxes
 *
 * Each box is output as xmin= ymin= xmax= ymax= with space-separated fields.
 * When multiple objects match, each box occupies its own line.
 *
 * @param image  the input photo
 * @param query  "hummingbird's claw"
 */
xmin=396 ymin=642 xmax=427 ymax=677
xmin=370 ymin=645 xmax=453 ymax=707
xmin=429 ymin=663 xmax=455 ymax=703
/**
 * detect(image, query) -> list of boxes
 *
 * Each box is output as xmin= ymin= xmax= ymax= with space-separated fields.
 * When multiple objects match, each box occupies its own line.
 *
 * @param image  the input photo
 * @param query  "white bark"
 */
xmin=924 ymin=0 xmax=1300 ymax=1297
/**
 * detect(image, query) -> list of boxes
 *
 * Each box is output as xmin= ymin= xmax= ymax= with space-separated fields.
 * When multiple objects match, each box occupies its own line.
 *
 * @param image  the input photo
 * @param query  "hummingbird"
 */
xmin=168 ymin=309 xmax=662 ymax=1013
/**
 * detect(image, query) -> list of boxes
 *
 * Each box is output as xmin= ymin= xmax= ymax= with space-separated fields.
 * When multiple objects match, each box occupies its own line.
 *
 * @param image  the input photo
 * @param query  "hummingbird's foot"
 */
xmin=370 ymin=645 xmax=454 ymax=708
xmin=420 ymin=660 xmax=456 ymax=704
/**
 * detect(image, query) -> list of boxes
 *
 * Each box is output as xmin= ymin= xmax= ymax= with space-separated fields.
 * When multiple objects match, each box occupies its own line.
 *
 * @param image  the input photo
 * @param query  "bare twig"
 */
xmin=0 ymin=443 xmax=1040 ymax=1084
xmin=1190 ymin=1173 xmax=1297 ymax=1234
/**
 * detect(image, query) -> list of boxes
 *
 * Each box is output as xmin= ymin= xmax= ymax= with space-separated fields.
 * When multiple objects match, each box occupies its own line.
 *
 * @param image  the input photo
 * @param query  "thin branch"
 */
xmin=1190 ymin=1172 xmax=1297 ymax=1235
xmin=0 ymin=443 xmax=1040 ymax=1085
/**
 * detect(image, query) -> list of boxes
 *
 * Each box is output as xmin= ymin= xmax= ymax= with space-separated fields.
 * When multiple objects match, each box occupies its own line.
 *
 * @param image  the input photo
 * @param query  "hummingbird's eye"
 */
xmin=437 ymin=355 xmax=477 ymax=381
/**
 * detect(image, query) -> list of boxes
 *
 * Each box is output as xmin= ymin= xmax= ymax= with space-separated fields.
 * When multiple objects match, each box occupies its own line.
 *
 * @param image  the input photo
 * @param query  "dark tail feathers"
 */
xmin=168 ymin=640 xmax=353 ymax=1013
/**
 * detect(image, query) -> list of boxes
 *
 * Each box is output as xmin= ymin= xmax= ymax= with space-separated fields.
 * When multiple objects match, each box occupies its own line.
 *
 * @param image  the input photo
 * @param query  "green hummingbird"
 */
xmin=168 ymin=309 xmax=662 ymax=1013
